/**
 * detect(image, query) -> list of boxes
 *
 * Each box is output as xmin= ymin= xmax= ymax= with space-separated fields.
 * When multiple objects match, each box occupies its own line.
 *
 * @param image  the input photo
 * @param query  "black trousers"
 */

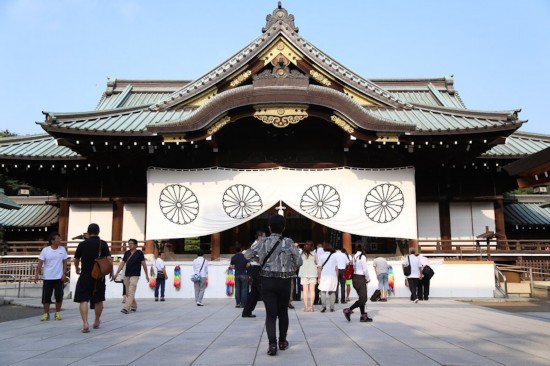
xmin=242 ymin=277 xmax=261 ymax=315
xmin=349 ymin=274 xmax=367 ymax=314
xmin=261 ymin=277 xmax=291 ymax=344
xmin=417 ymin=277 xmax=430 ymax=300
xmin=408 ymin=278 xmax=419 ymax=301
xmin=335 ymin=269 xmax=346 ymax=302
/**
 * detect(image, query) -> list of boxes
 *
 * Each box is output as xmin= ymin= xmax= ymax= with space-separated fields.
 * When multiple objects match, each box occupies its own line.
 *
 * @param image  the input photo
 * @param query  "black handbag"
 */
xmin=422 ymin=265 xmax=434 ymax=279
xmin=403 ymin=255 xmax=411 ymax=276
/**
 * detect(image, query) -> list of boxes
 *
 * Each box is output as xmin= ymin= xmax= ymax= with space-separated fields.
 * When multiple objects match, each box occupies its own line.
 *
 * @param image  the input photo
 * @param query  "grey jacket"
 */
xmin=244 ymin=233 xmax=302 ymax=278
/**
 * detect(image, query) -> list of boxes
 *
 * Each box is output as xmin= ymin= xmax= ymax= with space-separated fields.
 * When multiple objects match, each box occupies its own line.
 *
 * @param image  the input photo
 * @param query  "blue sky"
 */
xmin=1 ymin=0 xmax=549 ymax=135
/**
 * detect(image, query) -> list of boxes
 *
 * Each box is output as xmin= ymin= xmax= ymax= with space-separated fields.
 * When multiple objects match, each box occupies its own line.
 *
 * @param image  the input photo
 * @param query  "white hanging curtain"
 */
xmin=146 ymin=167 xmax=417 ymax=240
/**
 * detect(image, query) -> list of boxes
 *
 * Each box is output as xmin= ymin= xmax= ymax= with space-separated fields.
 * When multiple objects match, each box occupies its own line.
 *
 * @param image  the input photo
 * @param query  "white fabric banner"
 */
xmin=146 ymin=167 xmax=417 ymax=240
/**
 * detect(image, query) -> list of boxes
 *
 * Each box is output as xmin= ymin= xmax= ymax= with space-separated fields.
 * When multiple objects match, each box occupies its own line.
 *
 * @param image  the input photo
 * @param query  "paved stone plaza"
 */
xmin=1 ymin=297 xmax=550 ymax=365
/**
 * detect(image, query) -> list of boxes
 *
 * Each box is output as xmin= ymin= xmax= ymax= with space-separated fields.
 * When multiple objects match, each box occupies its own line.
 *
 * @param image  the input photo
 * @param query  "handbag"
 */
xmin=191 ymin=258 xmax=206 ymax=282
xmin=91 ymin=239 xmax=113 ymax=280
xmin=403 ymin=255 xmax=411 ymax=276
xmin=343 ymin=263 xmax=354 ymax=280
xmin=422 ymin=265 xmax=434 ymax=279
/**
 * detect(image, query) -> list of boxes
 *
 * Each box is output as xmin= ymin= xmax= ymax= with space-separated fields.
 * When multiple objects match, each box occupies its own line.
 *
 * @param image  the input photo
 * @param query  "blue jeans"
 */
xmin=235 ymin=274 xmax=249 ymax=306
xmin=154 ymin=277 xmax=165 ymax=298
xmin=377 ymin=273 xmax=388 ymax=290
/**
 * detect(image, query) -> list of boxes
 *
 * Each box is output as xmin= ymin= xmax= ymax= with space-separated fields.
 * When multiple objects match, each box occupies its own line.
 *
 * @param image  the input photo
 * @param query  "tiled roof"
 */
xmin=95 ymin=79 xmax=190 ymax=110
xmin=0 ymin=134 xmax=81 ymax=160
xmin=482 ymin=132 xmax=550 ymax=158
xmin=366 ymin=107 xmax=520 ymax=134
xmin=41 ymin=109 xmax=194 ymax=135
xmin=505 ymin=203 xmax=550 ymax=226
xmin=0 ymin=203 xmax=58 ymax=228
xmin=150 ymin=22 xmax=412 ymax=111
xmin=0 ymin=188 xmax=20 ymax=210
xmin=372 ymin=78 xmax=466 ymax=109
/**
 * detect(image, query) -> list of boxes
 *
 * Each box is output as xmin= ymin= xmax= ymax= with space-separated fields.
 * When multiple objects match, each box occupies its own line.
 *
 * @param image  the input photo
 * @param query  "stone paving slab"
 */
xmin=1 ymin=297 xmax=550 ymax=365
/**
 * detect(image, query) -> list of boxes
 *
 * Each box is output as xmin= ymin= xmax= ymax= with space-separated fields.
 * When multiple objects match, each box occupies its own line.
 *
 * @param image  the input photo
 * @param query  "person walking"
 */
xmin=242 ymin=255 xmax=261 ymax=318
xmin=417 ymin=253 xmax=431 ymax=301
xmin=342 ymin=248 xmax=353 ymax=303
xmin=334 ymin=246 xmax=348 ymax=304
xmin=34 ymin=232 xmax=68 ymax=321
xmin=343 ymin=245 xmax=373 ymax=322
xmin=373 ymin=256 xmax=389 ymax=302
xmin=244 ymin=214 xmax=302 ymax=356
xmin=73 ymin=223 xmax=113 ymax=333
xmin=193 ymin=250 xmax=208 ymax=306
xmin=112 ymin=239 xmax=149 ymax=314
xmin=154 ymin=251 xmax=168 ymax=301
xmin=317 ymin=243 xmax=338 ymax=312
xmin=403 ymin=247 xmax=423 ymax=303
xmin=230 ymin=242 xmax=249 ymax=308
xmin=298 ymin=241 xmax=317 ymax=312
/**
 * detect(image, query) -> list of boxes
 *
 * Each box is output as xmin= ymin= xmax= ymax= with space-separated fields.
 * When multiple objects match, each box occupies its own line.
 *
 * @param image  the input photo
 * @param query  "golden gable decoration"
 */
xmin=207 ymin=115 xmax=232 ymax=135
xmin=253 ymin=104 xmax=308 ymax=128
xmin=330 ymin=113 xmax=355 ymax=134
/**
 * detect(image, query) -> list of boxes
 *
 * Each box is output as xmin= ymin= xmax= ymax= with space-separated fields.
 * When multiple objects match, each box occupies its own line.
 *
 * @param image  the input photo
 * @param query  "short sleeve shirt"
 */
xmin=38 ymin=246 xmax=68 ymax=279
xmin=74 ymin=237 xmax=111 ymax=275
xmin=230 ymin=252 xmax=248 ymax=276
xmin=123 ymin=250 xmax=145 ymax=276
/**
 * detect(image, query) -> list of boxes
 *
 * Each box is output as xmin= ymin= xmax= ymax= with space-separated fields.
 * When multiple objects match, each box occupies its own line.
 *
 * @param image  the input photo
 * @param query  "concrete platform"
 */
xmin=1 ymin=297 xmax=550 ymax=365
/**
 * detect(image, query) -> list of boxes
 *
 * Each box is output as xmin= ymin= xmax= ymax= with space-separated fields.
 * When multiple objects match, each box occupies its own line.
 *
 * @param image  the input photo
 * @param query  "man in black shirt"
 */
xmin=113 ymin=239 xmax=149 ymax=314
xmin=73 ymin=223 xmax=113 ymax=333
xmin=230 ymin=243 xmax=249 ymax=308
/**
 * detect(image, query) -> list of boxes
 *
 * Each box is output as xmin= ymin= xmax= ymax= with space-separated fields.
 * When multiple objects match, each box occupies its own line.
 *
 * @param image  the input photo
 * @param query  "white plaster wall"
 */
xmin=122 ymin=203 xmax=146 ymax=242
xmin=70 ymin=260 xmax=496 ymax=299
xmin=417 ymin=202 xmax=440 ymax=240
xmin=68 ymin=203 xmax=113 ymax=241
xmin=450 ymin=202 xmax=496 ymax=240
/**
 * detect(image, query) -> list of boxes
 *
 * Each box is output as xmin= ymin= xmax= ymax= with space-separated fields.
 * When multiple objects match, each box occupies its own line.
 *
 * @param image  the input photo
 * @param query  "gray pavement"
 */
xmin=1 ymin=297 xmax=550 ymax=365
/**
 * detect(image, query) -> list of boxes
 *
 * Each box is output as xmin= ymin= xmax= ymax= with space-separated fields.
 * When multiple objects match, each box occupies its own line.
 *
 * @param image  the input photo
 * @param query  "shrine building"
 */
xmin=1 ymin=3 xmax=550 ymax=260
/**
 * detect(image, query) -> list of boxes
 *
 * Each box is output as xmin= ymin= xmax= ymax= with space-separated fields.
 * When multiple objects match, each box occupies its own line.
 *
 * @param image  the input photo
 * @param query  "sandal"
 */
xmin=93 ymin=321 xmax=101 ymax=329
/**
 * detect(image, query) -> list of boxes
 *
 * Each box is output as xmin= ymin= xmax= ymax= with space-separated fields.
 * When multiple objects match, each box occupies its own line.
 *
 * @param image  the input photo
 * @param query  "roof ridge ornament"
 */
xmin=263 ymin=2 xmax=298 ymax=34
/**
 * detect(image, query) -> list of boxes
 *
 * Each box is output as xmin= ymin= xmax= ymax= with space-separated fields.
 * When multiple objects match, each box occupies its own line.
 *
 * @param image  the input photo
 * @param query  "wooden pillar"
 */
xmin=409 ymin=239 xmax=418 ymax=252
xmin=144 ymin=240 xmax=154 ymax=255
xmin=58 ymin=200 xmax=70 ymax=243
xmin=111 ymin=199 xmax=124 ymax=253
xmin=211 ymin=232 xmax=221 ymax=261
xmin=439 ymin=200 xmax=451 ymax=250
xmin=494 ymin=198 xmax=508 ymax=250
xmin=342 ymin=232 xmax=352 ymax=253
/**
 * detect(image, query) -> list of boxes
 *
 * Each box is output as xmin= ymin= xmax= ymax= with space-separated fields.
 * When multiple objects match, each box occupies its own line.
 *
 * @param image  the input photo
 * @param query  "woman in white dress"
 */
xmin=317 ymin=243 xmax=339 ymax=312
xmin=298 ymin=241 xmax=318 ymax=312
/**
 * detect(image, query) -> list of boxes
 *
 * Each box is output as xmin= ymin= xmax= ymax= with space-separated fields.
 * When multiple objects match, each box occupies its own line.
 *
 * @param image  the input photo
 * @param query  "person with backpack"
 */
xmin=343 ymin=245 xmax=372 ymax=322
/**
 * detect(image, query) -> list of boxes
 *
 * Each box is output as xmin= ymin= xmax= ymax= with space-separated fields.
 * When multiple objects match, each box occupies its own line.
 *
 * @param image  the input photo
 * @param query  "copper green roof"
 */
xmin=41 ymin=109 xmax=194 ymax=135
xmin=482 ymin=132 xmax=550 ymax=159
xmin=0 ymin=134 xmax=82 ymax=160
xmin=505 ymin=203 xmax=550 ymax=226
xmin=95 ymin=79 xmax=190 ymax=110
xmin=371 ymin=77 xmax=466 ymax=109
xmin=0 ymin=188 xmax=20 ymax=210
xmin=0 ymin=203 xmax=58 ymax=227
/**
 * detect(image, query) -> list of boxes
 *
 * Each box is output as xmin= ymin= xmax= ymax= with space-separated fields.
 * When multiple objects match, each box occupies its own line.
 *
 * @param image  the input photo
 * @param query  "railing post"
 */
xmin=529 ymin=267 xmax=534 ymax=298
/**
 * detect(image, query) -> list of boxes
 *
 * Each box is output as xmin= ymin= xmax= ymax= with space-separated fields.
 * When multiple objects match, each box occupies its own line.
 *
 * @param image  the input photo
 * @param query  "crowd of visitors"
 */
xmin=32 ymin=219 xmax=435 ymax=357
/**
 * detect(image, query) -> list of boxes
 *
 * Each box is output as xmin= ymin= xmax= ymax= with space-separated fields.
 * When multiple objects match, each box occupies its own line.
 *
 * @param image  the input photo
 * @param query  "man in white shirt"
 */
xmin=333 ymin=247 xmax=349 ymax=304
xmin=402 ymin=247 xmax=423 ymax=303
xmin=34 ymin=232 xmax=68 ymax=321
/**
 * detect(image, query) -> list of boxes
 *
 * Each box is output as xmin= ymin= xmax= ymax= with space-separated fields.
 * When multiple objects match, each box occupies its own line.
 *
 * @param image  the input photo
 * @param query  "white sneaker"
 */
xmin=414 ymin=299 xmax=419 ymax=303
